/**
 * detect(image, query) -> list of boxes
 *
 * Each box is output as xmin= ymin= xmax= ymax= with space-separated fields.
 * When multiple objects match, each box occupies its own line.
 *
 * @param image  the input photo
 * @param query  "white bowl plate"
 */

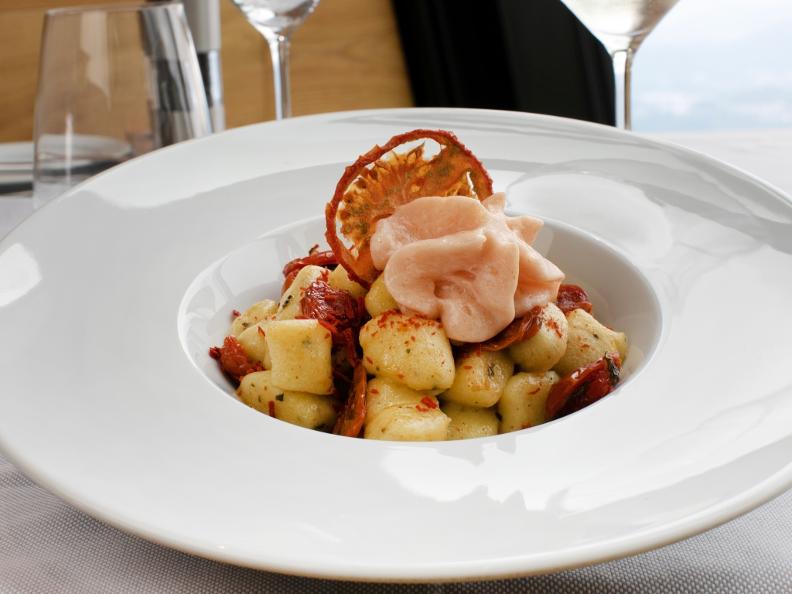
xmin=1 ymin=109 xmax=791 ymax=582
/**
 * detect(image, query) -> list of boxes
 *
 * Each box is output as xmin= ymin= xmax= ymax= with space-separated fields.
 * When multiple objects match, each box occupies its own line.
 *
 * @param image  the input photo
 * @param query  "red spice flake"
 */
xmin=430 ymin=332 xmax=436 ymax=336
xmin=419 ymin=396 xmax=438 ymax=409
xmin=479 ymin=306 xmax=543 ymax=351
xmin=410 ymin=335 xmax=416 ymax=342
xmin=365 ymin=356 xmax=374 ymax=365
xmin=333 ymin=363 xmax=367 ymax=437
xmin=521 ymin=422 xmax=534 ymax=429
xmin=268 ymin=401 xmax=276 ymax=418
xmin=546 ymin=353 xmax=621 ymax=419
xmin=231 ymin=309 xmax=241 ymax=318
xmin=546 ymin=317 xmax=563 ymax=338
xmin=462 ymin=365 xmax=473 ymax=370
xmin=257 ymin=326 xmax=266 ymax=338
xmin=377 ymin=310 xmax=398 ymax=326
xmin=556 ymin=284 xmax=593 ymax=315
xmin=369 ymin=388 xmax=380 ymax=395
xmin=209 ymin=336 xmax=263 ymax=383
xmin=397 ymin=373 xmax=405 ymax=379
xmin=415 ymin=404 xmax=429 ymax=413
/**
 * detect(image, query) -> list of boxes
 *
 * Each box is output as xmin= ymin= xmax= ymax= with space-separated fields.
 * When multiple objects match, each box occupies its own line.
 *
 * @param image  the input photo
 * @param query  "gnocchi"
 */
xmin=209 ymin=128 xmax=630 ymax=441
xmin=508 ymin=303 xmax=568 ymax=372
xmin=236 ymin=316 xmax=276 ymax=369
xmin=266 ymin=319 xmax=334 ymax=394
xmin=442 ymin=401 xmax=499 ymax=440
xmin=498 ymin=371 xmax=559 ymax=433
xmin=554 ymin=309 xmax=627 ymax=376
xmin=364 ymin=403 xmax=449 ymax=441
xmin=215 ymin=273 xmax=628 ymax=440
xmin=237 ymin=371 xmax=337 ymax=430
xmin=364 ymin=274 xmax=399 ymax=317
xmin=231 ymin=299 xmax=278 ymax=337
xmin=443 ymin=350 xmax=513 ymax=408
xmin=359 ymin=312 xmax=455 ymax=393
xmin=276 ymin=265 xmax=326 ymax=320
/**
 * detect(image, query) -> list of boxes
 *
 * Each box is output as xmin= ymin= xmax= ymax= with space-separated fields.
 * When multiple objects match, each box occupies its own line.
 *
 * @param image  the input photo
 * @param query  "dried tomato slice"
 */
xmin=282 ymin=249 xmax=338 ymax=279
xmin=209 ymin=336 xmax=263 ymax=383
xmin=556 ymin=284 xmax=593 ymax=315
xmin=301 ymin=279 xmax=365 ymax=331
xmin=545 ymin=352 xmax=621 ymax=419
xmin=300 ymin=278 xmax=367 ymax=364
xmin=333 ymin=362 xmax=367 ymax=437
xmin=325 ymin=129 xmax=493 ymax=287
xmin=479 ymin=306 xmax=543 ymax=351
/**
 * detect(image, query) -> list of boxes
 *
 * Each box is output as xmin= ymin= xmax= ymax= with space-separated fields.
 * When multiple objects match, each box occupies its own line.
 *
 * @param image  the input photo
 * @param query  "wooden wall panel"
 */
xmin=0 ymin=0 xmax=413 ymax=142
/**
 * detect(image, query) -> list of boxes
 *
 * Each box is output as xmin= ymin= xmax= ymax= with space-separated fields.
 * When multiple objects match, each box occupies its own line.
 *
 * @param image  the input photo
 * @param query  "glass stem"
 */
xmin=610 ymin=48 xmax=634 ymax=130
xmin=265 ymin=33 xmax=291 ymax=120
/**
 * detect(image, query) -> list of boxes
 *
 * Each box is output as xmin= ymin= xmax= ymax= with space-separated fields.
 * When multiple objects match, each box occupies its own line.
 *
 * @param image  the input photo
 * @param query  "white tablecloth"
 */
xmin=2 ymin=129 xmax=791 ymax=593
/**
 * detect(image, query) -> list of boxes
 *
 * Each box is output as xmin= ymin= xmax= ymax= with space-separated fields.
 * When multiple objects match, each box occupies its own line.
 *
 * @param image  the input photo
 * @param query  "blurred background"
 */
xmin=2 ymin=0 xmax=791 ymax=143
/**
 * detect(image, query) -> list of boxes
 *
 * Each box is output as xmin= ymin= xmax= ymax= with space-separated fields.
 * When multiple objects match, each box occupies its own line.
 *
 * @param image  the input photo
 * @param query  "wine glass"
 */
xmin=230 ymin=0 xmax=320 ymax=120
xmin=32 ymin=2 xmax=211 ymax=206
xmin=559 ymin=0 xmax=680 ymax=129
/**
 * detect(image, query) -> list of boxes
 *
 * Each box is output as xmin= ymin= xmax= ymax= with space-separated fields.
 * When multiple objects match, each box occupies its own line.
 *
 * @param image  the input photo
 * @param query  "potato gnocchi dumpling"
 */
xmin=498 ymin=371 xmax=559 ymax=433
xmin=365 ymin=377 xmax=430 ymax=423
xmin=236 ymin=316 xmax=276 ymax=369
xmin=441 ymin=401 xmax=499 ymax=440
xmin=508 ymin=303 xmax=568 ymax=372
xmin=276 ymin=265 xmax=326 ymax=320
xmin=218 ymin=285 xmax=627 ymax=441
xmin=328 ymin=265 xmax=367 ymax=298
xmin=216 ymin=258 xmax=627 ymax=441
xmin=231 ymin=299 xmax=278 ymax=337
xmin=212 ymin=130 xmax=630 ymax=441
xmin=554 ymin=309 xmax=627 ymax=376
xmin=363 ymin=377 xmax=448 ymax=440
xmin=266 ymin=319 xmax=334 ymax=394
xmin=364 ymin=403 xmax=449 ymax=441
xmin=443 ymin=350 xmax=513 ymax=408
xmin=237 ymin=370 xmax=337 ymax=430
xmin=364 ymin=274 xmax=399 ymax=317
xmin=359 ymin=312 xmax=454 ymax=392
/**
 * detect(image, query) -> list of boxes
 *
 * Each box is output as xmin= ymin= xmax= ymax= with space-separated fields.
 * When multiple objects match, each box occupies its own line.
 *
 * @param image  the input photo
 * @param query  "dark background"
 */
xmin=392 ymin=0 xmax=615 ymax=125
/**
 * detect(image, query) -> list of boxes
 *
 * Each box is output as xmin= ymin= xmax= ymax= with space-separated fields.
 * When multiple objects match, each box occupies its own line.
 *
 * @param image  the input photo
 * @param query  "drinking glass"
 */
xmin=229 ymin=0 xmax=320 ymax=120
xmin=33 ymin=1 xmax=212 ymax=206
xmin=559 ymin=0 xmax=680 ymax=129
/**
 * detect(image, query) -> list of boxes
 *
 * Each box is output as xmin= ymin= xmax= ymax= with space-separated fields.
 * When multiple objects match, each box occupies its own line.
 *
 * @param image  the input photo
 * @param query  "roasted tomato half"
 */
xmin=545 ymin=352 xmax=621 ymax=419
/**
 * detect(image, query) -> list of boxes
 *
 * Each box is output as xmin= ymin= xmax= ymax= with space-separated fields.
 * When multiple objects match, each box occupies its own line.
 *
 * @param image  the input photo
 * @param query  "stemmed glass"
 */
xmin=559 ymin=0 xmax=680 ymax=129
xmin=230 ymin=0 xmax=320 ymax=119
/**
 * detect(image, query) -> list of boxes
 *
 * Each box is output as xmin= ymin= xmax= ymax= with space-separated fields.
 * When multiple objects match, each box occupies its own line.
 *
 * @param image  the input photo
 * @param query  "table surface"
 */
xmin=1 ymin=128 xmax=791 ymax=593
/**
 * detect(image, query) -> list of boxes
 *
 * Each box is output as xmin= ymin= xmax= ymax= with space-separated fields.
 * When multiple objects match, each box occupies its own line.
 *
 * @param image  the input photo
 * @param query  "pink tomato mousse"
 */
xmin=369 ymin=193 xmax=565 ymax=342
